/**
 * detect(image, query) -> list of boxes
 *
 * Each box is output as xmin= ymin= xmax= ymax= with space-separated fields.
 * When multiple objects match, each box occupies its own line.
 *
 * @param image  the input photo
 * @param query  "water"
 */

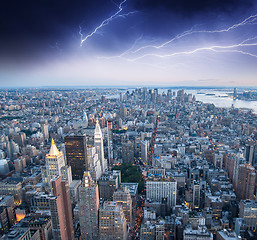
xmin=107 ymin=88 xmax=257 ymax=114
xmin=186 ymin=89 xmax=257 ymax=114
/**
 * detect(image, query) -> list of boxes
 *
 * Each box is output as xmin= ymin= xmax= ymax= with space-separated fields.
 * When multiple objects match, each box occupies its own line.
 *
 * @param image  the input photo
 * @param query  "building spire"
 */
xmin=95 ymin=118 xmax=102 ymax=138
xmin=49 ymin=138 xmax=60 ymax=156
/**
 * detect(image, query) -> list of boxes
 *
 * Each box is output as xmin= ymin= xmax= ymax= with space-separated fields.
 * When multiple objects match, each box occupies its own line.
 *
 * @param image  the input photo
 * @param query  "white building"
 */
xmin=146 ymin=178 xmax=177 ymax=208
xmin=94 ymin=119 xmax=107 ymax=173
xmin=87 ymin=145 xmax=102 ymax=181
xmin=43 ymin=139 xmax=72 ymax=187
xmin=183 ymin=226 xmax=213 ymax=240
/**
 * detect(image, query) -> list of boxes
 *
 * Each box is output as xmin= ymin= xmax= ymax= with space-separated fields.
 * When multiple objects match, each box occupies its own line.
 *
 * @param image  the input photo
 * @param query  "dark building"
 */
xmin=64 ymin=135 xmax=88 ymax=180
xmin=0 ymin=206 xmax=15 ymax=234
xmin=50 ymin=177 xmax=74 ymax=240
xmin=98 ymin=171 xmax=121 ymax=200
xmin=245 ymin=142 xmax=256 ymax=166
xmin=236 ymin=164 xmax=256 ymax=200
xmin=121 ymin=140 xmax=134 ymax=164
xmin=19 ymin=213 xmax=53 ymax=240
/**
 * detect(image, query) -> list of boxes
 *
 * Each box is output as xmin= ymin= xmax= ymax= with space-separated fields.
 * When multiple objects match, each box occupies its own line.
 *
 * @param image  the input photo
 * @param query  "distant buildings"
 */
xmin=3 ymin=87 xmax=257 ymax=239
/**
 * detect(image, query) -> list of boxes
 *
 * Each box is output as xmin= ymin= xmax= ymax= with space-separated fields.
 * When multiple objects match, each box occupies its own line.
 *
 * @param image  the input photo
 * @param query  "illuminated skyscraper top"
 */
xmin=45 ymin=139 xmax=65 ymax=185
xmin=48 ymin=139 xmax=60 ymax=156
xmin=43 ymin=139 xmax=72 ymax=187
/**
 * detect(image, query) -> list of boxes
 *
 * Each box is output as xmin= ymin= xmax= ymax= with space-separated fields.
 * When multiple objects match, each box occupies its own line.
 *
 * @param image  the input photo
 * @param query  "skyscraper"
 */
xmin=113 ymin=186 xmax=132 ymax=226
xmin=121 ymin=140 xmax=134 ymax=164
xmin=41 ymin=123 xmax=49 ymax=140
xmin=94 ymin=119 xmax=107 ymax=173
xmin=42 ymin=139 xmax=72 ymax=188
xmin=245 ymin=142 xmax=255 ymax=165
xmin=87 ymin=145 xmax=102 ymax=181
xmin=45 ymin=139 xmax=65 ymax=185
xmin=236 ymin=163 xmax=256 ymax=200
xmin=64 ymin=135 xmax=88 ymax=180
xmin=193 ymin=181 xmax=200 ymax=209
xmin=78 ymin=172 xmax=99 ymax=240
xmin=50 ymin=176 xmax=74 ymax=240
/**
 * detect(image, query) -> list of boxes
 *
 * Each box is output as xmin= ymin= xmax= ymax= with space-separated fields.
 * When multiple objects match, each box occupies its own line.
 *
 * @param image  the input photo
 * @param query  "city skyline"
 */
xmin=1 ymin=86 xmax=257 ymax=238
xmin=0 ymin=0 xmax=257 ymax=87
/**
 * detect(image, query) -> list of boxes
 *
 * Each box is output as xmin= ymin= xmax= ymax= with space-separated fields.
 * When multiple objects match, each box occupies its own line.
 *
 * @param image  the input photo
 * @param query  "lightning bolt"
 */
xmin=98 ymin=35 xmax=143 ymax=60
xmin=93 ymin=12 xmax=257 ymax=66
xmin=127 ymin=38 xmax=257 ymax=61
xmin=79 ymin=0 xmax=136 ymax=47
xmin=131 ymin=14 xmax=257 ymax=54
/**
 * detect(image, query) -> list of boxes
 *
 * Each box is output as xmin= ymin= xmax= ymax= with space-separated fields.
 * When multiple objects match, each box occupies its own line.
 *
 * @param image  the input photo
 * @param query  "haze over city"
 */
xmin=0 ymin=0 xmax=257 ymax=87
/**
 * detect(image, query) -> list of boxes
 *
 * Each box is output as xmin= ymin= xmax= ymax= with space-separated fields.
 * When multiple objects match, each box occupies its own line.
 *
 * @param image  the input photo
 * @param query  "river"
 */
xmin=185 ymin=89 xmax=257 ymax=114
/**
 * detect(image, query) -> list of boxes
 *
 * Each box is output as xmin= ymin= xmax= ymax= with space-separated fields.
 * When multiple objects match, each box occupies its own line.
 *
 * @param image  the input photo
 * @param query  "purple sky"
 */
xmin=0 ymin=0 xmax=257 ymax=87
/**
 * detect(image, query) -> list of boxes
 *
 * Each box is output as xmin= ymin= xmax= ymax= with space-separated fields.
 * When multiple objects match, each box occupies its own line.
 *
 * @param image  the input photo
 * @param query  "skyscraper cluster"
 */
xmin=2 ymin=87 xmax=257 ymax=239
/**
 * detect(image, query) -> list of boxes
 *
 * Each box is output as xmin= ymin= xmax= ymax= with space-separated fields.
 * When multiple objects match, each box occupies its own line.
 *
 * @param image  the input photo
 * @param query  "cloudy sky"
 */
xmin=0 ymin=0 xmax=257 ymax=87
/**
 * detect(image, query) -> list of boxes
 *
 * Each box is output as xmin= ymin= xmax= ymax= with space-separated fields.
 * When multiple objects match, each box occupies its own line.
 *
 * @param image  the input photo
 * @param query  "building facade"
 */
xmin=146 ymin=178 xmax=177 ymax=209
xmin=50 ymin=177 xmax=74 ymax=240
xmin=113 ymin=186 xmax=132 ymax=225
xmin=99 ymin=201 xmax=127 ymax=240
xmin=64 ymin=135 xmax=88 ymax=180
xmin=78 ymin=172 xmax=99 ymax=240
xmin=94 ymin=119 xmax=107 ymax=173
xmin=236 ymin=163 xmax=256 ymax=200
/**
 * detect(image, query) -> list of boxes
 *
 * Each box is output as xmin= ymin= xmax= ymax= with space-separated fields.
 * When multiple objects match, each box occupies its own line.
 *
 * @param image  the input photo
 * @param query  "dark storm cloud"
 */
xmin=133 ymin=0 xmax=253 ymax=14
xmin=0 ymin=0 xmax=256 ymax=64
xmin=0 ymin=0 xmax=114 ymax=63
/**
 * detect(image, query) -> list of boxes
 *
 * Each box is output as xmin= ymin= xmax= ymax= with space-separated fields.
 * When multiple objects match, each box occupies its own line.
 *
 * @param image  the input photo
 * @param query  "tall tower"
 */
xmin=94 ymin=119 xmax=107 ymax=173
xmin=78 ymin=172 xmax=99 ymax=240
xmin=245 ymin=142 xmax=255 ymax=165
xmin=87 ymin=146 xmax=102 ymax=181
xmin=41 ymin=123 xmax=49 ymax=140
xmin=50 ymin=177 xmax=74 ymax=240
xmin=64 ymin=135 xmax=88 ymax=180
xmin=45 ymin=139 xmax=66 ymax=185
xmin=193 ymin=181 xmax=200 ymax=209
xmin=113 ymin=186 xmax=132 ymax=226
xmin=236 ymin=163 xmax=256 ymax=200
